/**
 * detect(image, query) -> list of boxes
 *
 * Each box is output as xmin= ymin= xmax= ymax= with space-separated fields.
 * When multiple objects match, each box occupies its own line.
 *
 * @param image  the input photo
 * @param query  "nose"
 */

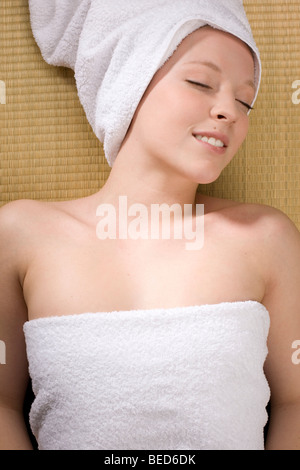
xmin=210 ymin=91 xmax=238 ymax=124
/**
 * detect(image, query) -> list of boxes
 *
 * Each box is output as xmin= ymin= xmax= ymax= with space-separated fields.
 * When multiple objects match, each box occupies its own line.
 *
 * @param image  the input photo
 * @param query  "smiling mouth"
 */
xmin=194 ymin=135 xmax=226 ymax=148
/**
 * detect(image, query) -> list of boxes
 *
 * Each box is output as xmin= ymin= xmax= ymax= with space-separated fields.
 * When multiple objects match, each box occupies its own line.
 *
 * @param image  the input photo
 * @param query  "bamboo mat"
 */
xmin=1 ymin=0 xmax=300 ymax=230
xmin=201 ymin=0 xmax=300 ymax=229
xmin=0 ymin=0 xmax=109 ymax=202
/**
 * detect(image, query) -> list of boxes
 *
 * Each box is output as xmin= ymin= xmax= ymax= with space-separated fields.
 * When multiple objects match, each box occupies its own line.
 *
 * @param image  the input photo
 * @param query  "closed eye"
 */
xmin=186 ymin=80 xmax=212 ymax=89
xmin=236 ymin=99 xmax=253 ymax=111
xmin=187 ymin=80 xmax=254 ymax=111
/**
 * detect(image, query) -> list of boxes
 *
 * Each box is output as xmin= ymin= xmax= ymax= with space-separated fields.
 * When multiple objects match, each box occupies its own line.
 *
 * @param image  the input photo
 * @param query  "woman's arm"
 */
xmin=0 ymin=202 xmax=33 ymax=450
xmin=262 ymin=210 xmax=300 ymax=450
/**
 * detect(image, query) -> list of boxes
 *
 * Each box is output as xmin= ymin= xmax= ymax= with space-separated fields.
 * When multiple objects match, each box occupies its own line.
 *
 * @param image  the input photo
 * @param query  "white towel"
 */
xmin=29 ymin=0 xmax=261 ymax=167
xmin=23 ymin=301 xmax=270 ymax=450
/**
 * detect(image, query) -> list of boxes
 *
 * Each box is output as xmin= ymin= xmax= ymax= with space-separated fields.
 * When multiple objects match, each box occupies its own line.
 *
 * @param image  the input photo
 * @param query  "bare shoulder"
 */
xmin=230 ymin=200 xmax=300 ymax=254
xmin=0 ymin=198 xmax=54 ymax=226
xmin=0 ymin=200 xmax=37 ymax=244
xmin=0 ymin=197 xmax=88 ymax=241
xmin=199 ymin=192 xmax=299 ymax=240
xmin=202 ymin=195 xmax=300 ymax=300
xmin=0 ymin=199 xmax=47 ymax=246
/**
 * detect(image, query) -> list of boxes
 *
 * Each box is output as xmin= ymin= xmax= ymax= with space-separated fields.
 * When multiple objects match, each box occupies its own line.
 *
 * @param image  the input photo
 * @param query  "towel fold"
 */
xmin=23 ymin=301 xmax=270 ymax=450
xmin=29 ymin=0 xmax=261 ymax=166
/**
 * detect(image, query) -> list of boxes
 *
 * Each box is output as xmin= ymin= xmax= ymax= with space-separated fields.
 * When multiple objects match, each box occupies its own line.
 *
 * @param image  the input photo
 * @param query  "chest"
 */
xmin=23 ymin=224 xmax=264 ymax=319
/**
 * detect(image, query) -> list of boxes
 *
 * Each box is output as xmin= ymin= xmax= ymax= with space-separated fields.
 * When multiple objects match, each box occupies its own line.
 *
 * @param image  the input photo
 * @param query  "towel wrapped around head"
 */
xmin=29 ymin=0 xmax=261 ymax=167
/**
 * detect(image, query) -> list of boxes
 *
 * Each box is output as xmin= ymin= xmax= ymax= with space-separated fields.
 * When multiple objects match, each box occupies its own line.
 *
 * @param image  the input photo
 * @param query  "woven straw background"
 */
xmin=1 ymin=0 xmax=300 ymax=230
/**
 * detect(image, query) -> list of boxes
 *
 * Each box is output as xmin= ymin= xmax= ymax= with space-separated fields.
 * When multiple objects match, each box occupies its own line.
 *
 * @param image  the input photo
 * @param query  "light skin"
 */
xmin=0 ymin=26 xmax=300 ymax=450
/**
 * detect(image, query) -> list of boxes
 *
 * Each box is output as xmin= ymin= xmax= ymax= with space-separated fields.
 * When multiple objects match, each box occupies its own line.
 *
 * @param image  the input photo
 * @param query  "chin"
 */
xmin=188 ymin=164 xmax=224 ymax=185
xmin=197 ymin=176 xmax=221 ymax=185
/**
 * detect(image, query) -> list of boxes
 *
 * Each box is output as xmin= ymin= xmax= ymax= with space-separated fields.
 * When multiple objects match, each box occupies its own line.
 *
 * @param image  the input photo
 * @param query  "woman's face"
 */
xmin=124 ymin=26 xmax=256 ymax=184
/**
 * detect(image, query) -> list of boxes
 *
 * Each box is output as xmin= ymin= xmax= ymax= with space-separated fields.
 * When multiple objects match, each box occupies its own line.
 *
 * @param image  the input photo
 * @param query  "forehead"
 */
xmin=140 ymin=26 xmax=256 ymax=105
xmin=163 ymin=26 xmax=255 ymax=77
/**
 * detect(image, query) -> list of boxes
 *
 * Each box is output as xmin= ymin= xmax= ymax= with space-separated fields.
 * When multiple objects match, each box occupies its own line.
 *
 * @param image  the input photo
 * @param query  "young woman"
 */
xmin=0 ymin=1 xmax=300 ymax=450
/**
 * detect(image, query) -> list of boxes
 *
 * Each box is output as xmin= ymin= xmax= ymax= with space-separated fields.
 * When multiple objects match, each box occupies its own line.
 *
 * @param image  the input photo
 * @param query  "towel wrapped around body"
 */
xmin=23 ymin=301 xmax=270 ymax=450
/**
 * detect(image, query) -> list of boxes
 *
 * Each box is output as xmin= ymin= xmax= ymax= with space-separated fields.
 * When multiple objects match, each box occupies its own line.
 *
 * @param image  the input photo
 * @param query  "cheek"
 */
xmin=237 ymin=119 xmax=250 ymax=146
xmin=135 ymin=92 xmax=183 ymax=144
xmin=146 ymin=83 xmax=198 ymax=126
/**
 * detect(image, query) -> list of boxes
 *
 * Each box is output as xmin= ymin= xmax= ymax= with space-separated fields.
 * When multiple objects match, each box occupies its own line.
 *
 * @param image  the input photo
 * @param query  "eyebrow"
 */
xmin=184 ymin=60 xmax=256 ymax=90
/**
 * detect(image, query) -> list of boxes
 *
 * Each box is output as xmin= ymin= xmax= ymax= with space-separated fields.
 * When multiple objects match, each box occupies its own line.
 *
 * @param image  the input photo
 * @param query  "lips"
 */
xmin=193 ymin=131 xmax=229 ymax=149
xmin=195 ymin=135 xmax=225 ymax=148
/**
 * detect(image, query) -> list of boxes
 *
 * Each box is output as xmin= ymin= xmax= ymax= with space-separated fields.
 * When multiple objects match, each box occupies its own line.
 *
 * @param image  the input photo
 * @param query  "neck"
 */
xmin=98 ymin=148 xmax=201 ymax=210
